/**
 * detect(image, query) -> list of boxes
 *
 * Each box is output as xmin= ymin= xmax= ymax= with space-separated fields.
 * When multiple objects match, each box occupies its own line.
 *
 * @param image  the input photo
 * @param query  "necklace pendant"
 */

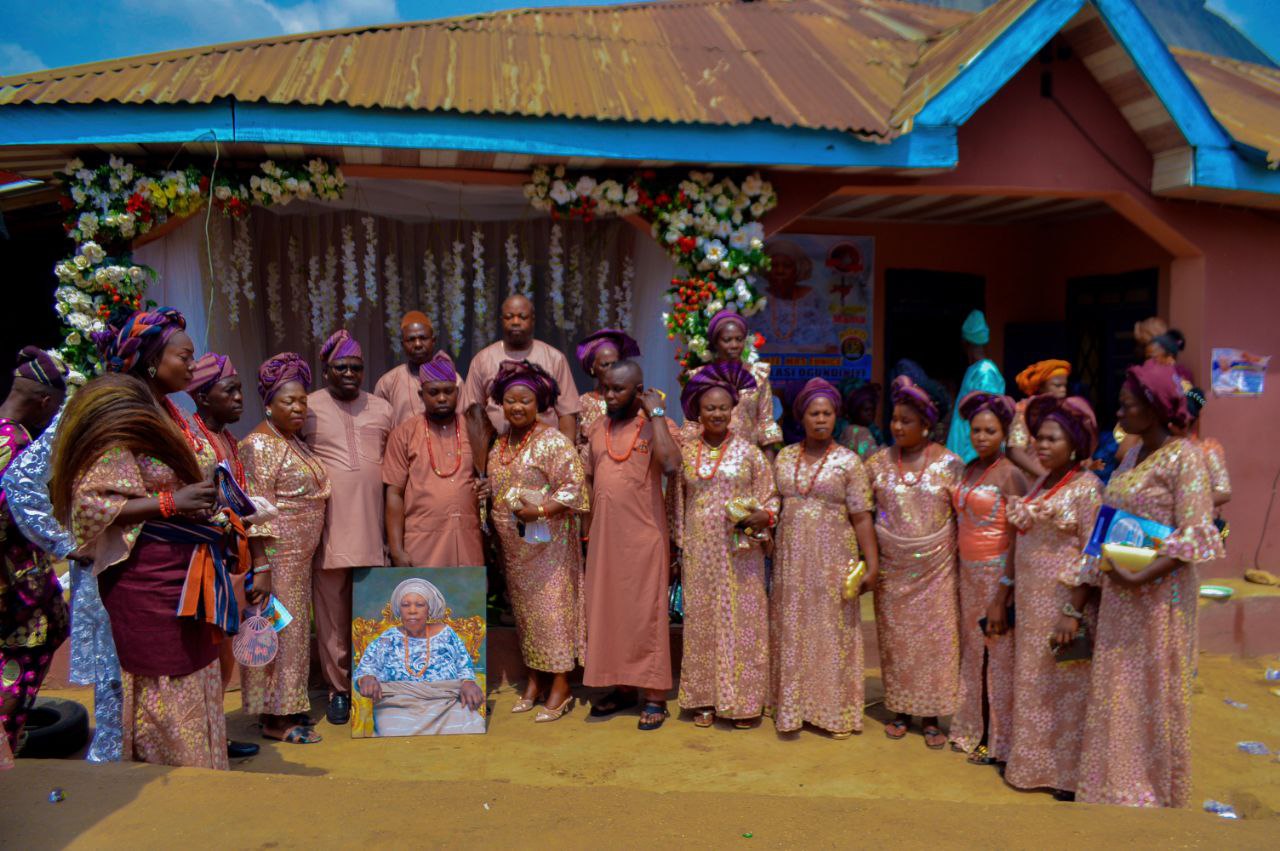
xmin=903 ymin=471 xmax=918 ymax=485
xmin=708 ymin=447 xmax=721 ymax=458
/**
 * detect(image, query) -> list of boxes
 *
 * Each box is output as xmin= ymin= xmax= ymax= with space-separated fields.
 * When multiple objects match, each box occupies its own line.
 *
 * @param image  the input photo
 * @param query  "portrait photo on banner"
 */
xmin=350 ymin=566 xmax=488 ymax=738
xmin=759 ymin=235 xmax=875 ymax=430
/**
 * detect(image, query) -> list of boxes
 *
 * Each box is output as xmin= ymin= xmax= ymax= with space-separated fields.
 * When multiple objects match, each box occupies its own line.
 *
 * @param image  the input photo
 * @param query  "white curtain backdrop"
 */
xmin=133 ymin=179 xmax=684 ymax=430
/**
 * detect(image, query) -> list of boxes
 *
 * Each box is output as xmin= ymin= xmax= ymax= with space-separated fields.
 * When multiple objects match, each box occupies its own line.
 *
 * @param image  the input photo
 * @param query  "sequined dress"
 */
xmin=674 ymin=434 xmax=779 ymax=718
xmin=239 ymin=430 xmax=331 ymax=716
xmin=1077 ymin=439 xmax=1223 ymax=808
xmin=680 ymin=361 xmax=782 ymax=449
xmin=488 ymin=427 xmax=589 ymax=673
xmin=947 ymin=459 xmax=1016 ymax=756
xmin=866 ymin=446 xmax=964 ymax=717
xmin=577 ymin=391 xmax=607 ymax=457
xmin=0 ymin=420 xmax=69 ymax=755
xmin=71 ymin=431 xmax=228 ymax=770
xmin=770 ymin=443 xmax=871 ymax=734
xmin=1004 ymin=470 xmax=1101 ymax=792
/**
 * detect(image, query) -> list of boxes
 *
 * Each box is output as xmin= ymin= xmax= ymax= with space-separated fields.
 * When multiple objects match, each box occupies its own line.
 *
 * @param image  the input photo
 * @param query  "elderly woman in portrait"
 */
xmin=355 ymin=578 xmax=484 ymax=737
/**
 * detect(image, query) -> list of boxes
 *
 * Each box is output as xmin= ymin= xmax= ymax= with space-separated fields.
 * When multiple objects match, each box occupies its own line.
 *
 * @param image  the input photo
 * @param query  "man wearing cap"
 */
xmin=374 ymin=311 xmax=462 ymax=425
xmin=945 ymin=309 xmax=1006 ymax=463
xmin=459 ymin=294 xmax=580 ymax=439
xmin=0 ymin=347 xmax=69 ymax=760
xmin=383 ymin=352 xmax=485 ymax=569
xmin=303 ymin=330 xmax=395 ymax=726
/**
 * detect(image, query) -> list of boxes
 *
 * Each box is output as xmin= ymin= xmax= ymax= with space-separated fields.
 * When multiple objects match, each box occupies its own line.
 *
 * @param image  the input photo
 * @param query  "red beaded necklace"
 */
xmin=500 ymin=425 xmax=538 ymax=465
xmin=605 ymin=415 xmax=644 ymax=463
xmin=162 ymin=397 xmax=204 ymax=454
xmin=794 ymin=441 xmax=835 ymax=496
xmin=194 ymin=413 xmax=245 ymax=485
xmin=957 ymin=455 xmax=1004 ymax=511
xmin=896 ymin=444 xmax=933 ymax=486
xmin=425 ymin=416 xmax=462 ymax=478
xmin=1026 ymin=465 xmax=1079 ymax=503
xmin=694 ymin=433 xmax=731 ymax=480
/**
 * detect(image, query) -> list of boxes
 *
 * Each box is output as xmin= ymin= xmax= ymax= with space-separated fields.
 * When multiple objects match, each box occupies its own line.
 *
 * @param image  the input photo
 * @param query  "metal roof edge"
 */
xmin=913 ymin=0 xmax=1086 ymax=127
xmin=0 ymin=100 xmax=959 ymax=171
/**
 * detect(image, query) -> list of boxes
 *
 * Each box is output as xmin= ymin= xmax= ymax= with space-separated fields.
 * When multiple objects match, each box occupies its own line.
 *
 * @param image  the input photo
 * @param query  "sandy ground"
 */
xmin=4 ymin=653 xmax=1278 ymax=848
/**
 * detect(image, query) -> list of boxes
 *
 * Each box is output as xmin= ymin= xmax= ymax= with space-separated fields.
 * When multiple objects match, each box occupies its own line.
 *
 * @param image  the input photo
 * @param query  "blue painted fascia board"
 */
xmin=0 ymin=101 xmax=958 ymax=170
xmin=1193 ymin=147 xmax=1280 ymax=196
xmin=1090 ymin=0 xmax=1233 ymax=150
xmin=233 ymin=103 xmax=957 ymax=169
xmin=0 ymin=102 xmax=235 ymax=146
xmin=915 ymin=0 xmax=1085 ymax=127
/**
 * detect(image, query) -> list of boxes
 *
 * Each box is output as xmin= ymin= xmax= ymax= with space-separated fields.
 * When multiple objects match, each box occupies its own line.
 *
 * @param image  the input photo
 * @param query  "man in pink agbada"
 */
xmin=583 ymin=359 xmax=681 ymax=730
xmin=303 ymin=330 xmax=395 ymax=726
xmin=460 ymin=294 xmax=579 ymax=439
xmin=373 ymin=311 xmax=463 ymax=425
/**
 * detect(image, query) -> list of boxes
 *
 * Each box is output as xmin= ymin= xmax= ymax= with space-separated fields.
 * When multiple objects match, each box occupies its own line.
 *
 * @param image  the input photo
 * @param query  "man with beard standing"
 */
xmin=582 ymin=359 xmax=680 ymax=730
xmin=374 ymin=311 xmax=462 ymax=426
xmin=304 ymin=330 xmax=395 ymax=726
xmin=383 ymin=352 xmax=486 ymax=569
xmin=460 ymin=294 xmax=579 ymax=439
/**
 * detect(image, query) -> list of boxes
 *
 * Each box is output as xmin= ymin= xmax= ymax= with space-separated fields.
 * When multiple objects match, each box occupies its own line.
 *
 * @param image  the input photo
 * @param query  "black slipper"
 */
xmin=638 ymin=702 xmax=669 ymax=731
xmin=589 ymin=689 xmax=639 ymax=717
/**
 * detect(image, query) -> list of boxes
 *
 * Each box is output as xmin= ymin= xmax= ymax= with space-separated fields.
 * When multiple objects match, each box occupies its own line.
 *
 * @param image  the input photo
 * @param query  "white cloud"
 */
xmin=122 ymin=0 xmax=399 ymax=44
xmin=0 ymin=42 xmax=47 ymax=76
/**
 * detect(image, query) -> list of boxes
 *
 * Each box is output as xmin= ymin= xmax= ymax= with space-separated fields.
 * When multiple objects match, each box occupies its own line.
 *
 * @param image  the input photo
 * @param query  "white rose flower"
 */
xmin=70 ymin=187 xmax=86 ymax=205
xmin=66 ymin=158 xmax=84 ymax=172
xmin=73 ymin=255 xmax=89 ymax=270
xmin=214 ymin=185 xmax=231 ymax=200
xmin=66 ymin=331 xmax=82 ymax=346
xmin=549 ymin=180 xmax=573 ymax=205
xmin=574 ymin=176 xmax=597 ymax=196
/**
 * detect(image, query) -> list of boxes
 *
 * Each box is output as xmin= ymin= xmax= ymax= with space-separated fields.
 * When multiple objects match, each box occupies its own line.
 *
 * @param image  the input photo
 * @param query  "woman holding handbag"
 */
xmin=999 ymin=395 xmax=1102 ymax=800
xmin=769 ymin=378 xmax=879 ymax=739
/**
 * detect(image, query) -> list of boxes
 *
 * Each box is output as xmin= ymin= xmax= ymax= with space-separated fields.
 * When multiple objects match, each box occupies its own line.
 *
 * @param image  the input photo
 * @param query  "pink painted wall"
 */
xmin=784 ymin=51 xmax=1280 ymax=574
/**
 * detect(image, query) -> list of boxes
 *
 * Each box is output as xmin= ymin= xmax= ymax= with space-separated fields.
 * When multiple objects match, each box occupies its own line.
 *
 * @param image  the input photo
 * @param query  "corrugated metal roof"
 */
xmin=0 ymin=0 xmax=973 ymax=139
xmin=1173 ymin=47 xmax=1280 ymax=167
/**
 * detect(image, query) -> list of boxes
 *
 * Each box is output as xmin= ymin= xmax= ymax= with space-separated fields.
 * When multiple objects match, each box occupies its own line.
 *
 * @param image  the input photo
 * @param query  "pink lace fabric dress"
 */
xmin=865 ymin=446 xmax=964 ymax=717
xmin=769 ymin=443 xmax=872 ymax=735
xmin=488 ymin=427 xmax=589 ymax=674
xmin=1077 ymin=439 xmax=1224 ymax=808
xmin=576 ymin=391 xmax=607 ymax=465
xmin=1004 ymin=470 xmax=1102 ymax=793
xmin=674 ymin=434 xmax=779 ymax=719
xmin=947 ymin=462 xmax=1016 ymax=756
xmin=71 ymin=437 xmax=228 ymax=770
xmin=238 ymin=431 xmax=331 ymax=717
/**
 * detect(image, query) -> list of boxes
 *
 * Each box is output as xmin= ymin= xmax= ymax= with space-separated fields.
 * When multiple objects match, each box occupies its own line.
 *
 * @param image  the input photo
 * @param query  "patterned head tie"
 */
xmin=418 ymin=351 xmax=458 ymax=385
xmin=320 ymin=329 xmax=363 ymax=364
xmin=958 ymin=391 xmax=1016 ymax=431
xmin=890 ymin=375 xmax=940 ymax=428
xmin=13 ymin=346 xmax=67 ymax=391
xmin=706 ymin=310 xmax=748 ymax=344
xmin=1015 ymin=360 xmax=1071 ymax=397
xmin=680 ymin=360 xmax=757 ymax=421
xmin=489 ymin=359 xmax=560 ymax=413
xmin=257 ymin=352 xmax=312 ymax=403
xmin=185 ymin=352 xmax=237 ymax=397
xmin=1124 ymin=360 xmax=1190 ymax=430
xmin=391 ymin=577 xmax=446 ymax=621
xmin=1025 ymin=395 xmax=1099 ymax=458
xmin=792 ymin=377 xmax=841 ymax=421
xmin=100 ymin=307 xmax=187 ymax=375
xmin=575 ymin=328 xmax=641 ymax=374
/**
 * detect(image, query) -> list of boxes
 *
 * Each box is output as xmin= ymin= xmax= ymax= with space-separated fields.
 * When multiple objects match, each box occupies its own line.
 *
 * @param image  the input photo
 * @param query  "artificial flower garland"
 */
xmin=524 ymin=166 xmax=776 ymax=368
xmin=51 ymin=155 xmax=346 ymax=381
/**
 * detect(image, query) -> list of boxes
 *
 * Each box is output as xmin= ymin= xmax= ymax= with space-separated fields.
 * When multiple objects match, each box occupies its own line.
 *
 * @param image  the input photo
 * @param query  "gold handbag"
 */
xmin=842 ymin=559 xmax=867 ymax=601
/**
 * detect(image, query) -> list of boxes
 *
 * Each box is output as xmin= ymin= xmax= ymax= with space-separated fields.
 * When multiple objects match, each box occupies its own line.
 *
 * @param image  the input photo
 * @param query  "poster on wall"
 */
xmin=350 ymin=566 xmax=488 ymax=738
xmin=1210 ymin=348 xmax=1270 ymax=397
xmin=757 ymin=235 xmax=874 ymax=423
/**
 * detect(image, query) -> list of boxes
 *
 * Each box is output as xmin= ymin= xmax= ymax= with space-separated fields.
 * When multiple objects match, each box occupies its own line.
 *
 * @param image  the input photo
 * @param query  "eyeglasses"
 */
xmin=330 ymin=364 xmax=364 ymax=374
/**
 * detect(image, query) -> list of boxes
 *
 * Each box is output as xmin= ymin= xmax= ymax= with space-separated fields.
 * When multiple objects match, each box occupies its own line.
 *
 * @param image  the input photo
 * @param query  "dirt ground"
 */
xmin=3 ymin=653 xmax=1278 ymax=848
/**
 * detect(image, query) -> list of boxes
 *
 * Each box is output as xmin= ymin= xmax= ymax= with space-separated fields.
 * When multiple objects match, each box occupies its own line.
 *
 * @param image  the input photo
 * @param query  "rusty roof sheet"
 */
xmin=1173 ymin=47 xmax=1280 ymax=167
xmin=0 ymin=0 xmax=971 ymax=139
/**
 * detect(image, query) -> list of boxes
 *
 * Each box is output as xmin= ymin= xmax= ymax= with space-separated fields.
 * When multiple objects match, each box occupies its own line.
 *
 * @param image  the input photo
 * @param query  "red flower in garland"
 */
xmin=754 ymin=333 xmax=766 ymax=349
xmin=676 ymin=236 xmax=696 ymax=254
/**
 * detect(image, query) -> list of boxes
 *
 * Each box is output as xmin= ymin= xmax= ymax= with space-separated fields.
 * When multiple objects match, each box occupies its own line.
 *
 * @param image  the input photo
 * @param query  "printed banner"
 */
xmin=757 ymin=235 xmax=874 ymax=385
xmin=1211 ymin=348 xmax=1270 ymax=397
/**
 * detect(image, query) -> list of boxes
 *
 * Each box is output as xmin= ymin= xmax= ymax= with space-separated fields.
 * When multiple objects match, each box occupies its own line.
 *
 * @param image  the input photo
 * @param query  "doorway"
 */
xmin=884 ymin=268 xmax=986 ymax=406
xmin=1066 ymin=269 xmax=1159 ymax=430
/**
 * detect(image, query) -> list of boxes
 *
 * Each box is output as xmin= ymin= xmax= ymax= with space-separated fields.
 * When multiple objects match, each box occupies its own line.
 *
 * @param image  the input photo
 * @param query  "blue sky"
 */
xmin=1 ymin=0 xmax=1276 ymax=76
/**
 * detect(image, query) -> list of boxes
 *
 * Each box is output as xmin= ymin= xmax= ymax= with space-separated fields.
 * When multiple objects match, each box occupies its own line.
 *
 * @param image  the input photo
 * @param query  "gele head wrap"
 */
xmin=257 ymin=352 xmax=312 ymax=403
xmin=1124 ymin=360 xmax=1190 ymax=430
xmin=792 ymin=377 xmax=841 ymax=421
xmin=391 ymin=578 xmax=447 ymax=621
xmin=1025 ymin=395 xmax=1099 ymax=458
xmin=890 ymin=375 xmax=940 ymax=427
xmin=100 ymin=307 xmax=187 ymax=376
xmin=680 ymin=360 xmax=757 ymax=421
xmin=958 ymin=391 xmax=1016 ymax=431
xmin=1014 ymin=360 xmax=1071 ymax=397
xmin=575 ymin=329 xmax=641 ymax=374
xmin=489 ymin=359 xmax=560 ymax=413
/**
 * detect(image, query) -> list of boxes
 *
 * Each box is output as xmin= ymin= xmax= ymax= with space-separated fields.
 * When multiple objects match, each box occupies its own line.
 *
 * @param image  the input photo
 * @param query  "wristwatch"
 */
xmin=650 ymin=406 xmax=666 ymax=418
xmin=1061 ymin=602 xmax=1085 ymax=620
